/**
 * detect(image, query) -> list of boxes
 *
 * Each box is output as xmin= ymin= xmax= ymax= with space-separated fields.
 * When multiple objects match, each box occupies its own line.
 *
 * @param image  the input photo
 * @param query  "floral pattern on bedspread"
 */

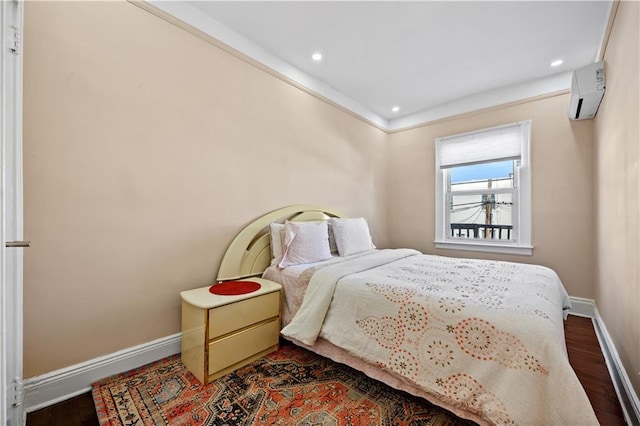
xmin=280 ymin=250 xmax=598 ymax=426
xmin=361 ymin=280 xmax=549 ymax=375
xmin=356 ymin=281 xmax=544 ymax=424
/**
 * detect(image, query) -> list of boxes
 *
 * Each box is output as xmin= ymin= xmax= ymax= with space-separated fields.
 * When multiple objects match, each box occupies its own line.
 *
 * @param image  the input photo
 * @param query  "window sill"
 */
xmin=434 ymin=240 xmax=533 ymax=256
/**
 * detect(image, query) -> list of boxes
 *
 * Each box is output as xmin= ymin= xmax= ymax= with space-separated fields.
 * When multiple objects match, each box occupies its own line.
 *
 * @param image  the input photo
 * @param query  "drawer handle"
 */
xmin=5 ymin=240 xmax=31 ymax=248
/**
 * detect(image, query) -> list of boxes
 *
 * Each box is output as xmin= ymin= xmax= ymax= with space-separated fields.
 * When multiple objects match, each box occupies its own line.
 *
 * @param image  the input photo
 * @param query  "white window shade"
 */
xmin=437 ymin=122 xmax=525 ymax=169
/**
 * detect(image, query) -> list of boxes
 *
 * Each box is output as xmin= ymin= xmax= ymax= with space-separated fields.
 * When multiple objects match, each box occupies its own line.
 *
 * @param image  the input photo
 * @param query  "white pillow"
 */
xmin=279 ymin=221 xmax=332 ymax=268
xmin=330 ymin=217 xmax=375 ymax=256
xmin=269 ymin=223 xmax=286 ymax=266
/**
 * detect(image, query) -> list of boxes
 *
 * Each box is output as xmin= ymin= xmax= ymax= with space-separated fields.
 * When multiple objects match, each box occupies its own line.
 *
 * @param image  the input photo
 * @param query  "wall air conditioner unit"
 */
xmin=568 ymin=61 xmax=605 ymax=120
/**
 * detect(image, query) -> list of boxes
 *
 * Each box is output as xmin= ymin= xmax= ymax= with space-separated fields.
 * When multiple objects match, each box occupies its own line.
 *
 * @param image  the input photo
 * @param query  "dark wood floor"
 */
xmin=26 ymin=315 xmax=625 ymax=426
xmin=564 ymin=315 xmax=626 ymax=426
xmin=26 ymin=391 xmax=98 ymax=426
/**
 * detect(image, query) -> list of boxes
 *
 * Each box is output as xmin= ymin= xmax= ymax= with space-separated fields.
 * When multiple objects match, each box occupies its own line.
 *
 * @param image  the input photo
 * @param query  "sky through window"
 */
xmin=450 ymin=160 xmax=514 ymax=183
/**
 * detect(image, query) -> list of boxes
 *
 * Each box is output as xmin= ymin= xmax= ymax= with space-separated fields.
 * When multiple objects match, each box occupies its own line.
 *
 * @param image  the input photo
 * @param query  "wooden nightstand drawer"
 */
xmin=208 ymin=291 xmax=279 ymax=339
xmin=208 ymin=318 xmax=280 ymax=374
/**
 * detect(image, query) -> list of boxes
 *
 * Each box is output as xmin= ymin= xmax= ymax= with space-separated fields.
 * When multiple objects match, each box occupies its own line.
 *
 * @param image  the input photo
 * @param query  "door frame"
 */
xmin=1 ymin=0 xmax=25 ymax=424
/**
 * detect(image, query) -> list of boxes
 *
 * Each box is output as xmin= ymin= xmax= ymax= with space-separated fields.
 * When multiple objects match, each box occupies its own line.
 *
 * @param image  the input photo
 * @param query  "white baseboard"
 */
xmin=592 ymin=307 xmax=640 ymax=426
xmin=22 ymin=333 xmax=181 ymax=413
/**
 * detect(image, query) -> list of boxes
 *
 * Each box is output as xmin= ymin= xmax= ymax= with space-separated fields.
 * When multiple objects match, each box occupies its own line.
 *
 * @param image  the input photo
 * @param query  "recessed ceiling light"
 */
xmin=312 ymin=52 xmax=322 ymax=61
xmin=392 ymin=106 xmax=400 ymax=112
xmin=550 ymin=59 xmax=563 ymax=67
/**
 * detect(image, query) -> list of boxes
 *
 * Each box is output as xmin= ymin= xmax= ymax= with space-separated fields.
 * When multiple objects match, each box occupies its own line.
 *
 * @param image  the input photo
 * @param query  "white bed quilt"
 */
xmin=281 ymin=249 xmax=598 ymax=425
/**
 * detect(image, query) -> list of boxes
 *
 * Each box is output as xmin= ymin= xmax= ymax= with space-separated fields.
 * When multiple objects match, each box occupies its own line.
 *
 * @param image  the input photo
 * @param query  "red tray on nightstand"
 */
xmin=209 ymin=281 xmax=261 ymax=296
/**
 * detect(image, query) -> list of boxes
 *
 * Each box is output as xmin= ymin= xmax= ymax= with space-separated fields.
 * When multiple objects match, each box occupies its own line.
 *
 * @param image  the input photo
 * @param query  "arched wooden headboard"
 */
xmin=217 ymin=204 xmax=345 ymax=282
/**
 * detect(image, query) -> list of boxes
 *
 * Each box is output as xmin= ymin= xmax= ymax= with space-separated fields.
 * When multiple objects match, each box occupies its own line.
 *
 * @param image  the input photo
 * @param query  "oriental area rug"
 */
xmin=92 ymin=344 xmax=474 ymax=426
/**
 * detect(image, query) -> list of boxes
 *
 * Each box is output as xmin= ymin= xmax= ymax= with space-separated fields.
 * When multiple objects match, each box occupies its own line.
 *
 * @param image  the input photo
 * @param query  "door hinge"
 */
xmin=9 ymin=378 xmax=23 ymax=407
xmin=9 ymin=25 xmax=21 ymax=55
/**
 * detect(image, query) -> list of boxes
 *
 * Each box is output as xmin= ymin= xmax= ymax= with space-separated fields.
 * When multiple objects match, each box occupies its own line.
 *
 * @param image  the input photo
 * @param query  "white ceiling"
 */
xmin=153 ymin=1 xmax=613 ymax=130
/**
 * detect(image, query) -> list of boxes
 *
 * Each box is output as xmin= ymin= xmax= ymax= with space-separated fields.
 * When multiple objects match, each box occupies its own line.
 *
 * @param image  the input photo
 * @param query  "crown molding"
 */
xmin=387 ymin=72 xmax=572 ymax=131
xmin=139 ymin=0 xmax=390 ymax=130
xmin=136 ymin=1 xmax=581 ymax=133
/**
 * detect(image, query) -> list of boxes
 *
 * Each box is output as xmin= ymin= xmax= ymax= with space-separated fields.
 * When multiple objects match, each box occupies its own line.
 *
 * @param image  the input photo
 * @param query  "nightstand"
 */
xmin=180 ymin=278 xmax=282 ymax=383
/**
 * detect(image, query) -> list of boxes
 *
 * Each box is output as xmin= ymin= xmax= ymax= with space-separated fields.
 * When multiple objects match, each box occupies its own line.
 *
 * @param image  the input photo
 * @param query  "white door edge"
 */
xmin=1 ymin=0 xmax=25 ymax=424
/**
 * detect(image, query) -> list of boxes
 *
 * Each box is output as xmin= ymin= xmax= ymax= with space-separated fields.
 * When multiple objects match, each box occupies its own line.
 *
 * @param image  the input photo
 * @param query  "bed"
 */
xmin=217 ymin=204 xmax=599 ymax=425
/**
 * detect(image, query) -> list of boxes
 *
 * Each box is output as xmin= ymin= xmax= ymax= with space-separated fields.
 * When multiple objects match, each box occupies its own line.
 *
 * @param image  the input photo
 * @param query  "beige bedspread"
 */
xmin=280 ymin=249 xmax=598 ymax=425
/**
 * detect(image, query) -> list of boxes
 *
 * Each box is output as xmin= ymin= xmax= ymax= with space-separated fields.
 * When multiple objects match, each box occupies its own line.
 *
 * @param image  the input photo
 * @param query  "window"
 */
xmin=434 ymin=121 xmax=532 ymax=255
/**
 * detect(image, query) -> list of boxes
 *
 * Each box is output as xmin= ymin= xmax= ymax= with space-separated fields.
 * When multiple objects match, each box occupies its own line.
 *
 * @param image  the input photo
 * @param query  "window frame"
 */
xmin=434 ymin=120 xmax=533 ymax=256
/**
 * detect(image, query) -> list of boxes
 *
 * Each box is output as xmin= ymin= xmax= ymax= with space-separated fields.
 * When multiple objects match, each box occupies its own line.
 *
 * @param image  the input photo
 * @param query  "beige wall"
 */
xmin=594 ymin=1 xmax=640 ymax=397
xmin=23 ymin=1 xmax=388 ymax=377
xmin=388 ymin=94 xmax=596 ymax=299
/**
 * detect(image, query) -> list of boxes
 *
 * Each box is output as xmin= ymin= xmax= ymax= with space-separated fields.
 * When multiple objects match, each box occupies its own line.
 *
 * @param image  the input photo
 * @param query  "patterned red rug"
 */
xmin=92 ymin=344 xmax=475 ymax=425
